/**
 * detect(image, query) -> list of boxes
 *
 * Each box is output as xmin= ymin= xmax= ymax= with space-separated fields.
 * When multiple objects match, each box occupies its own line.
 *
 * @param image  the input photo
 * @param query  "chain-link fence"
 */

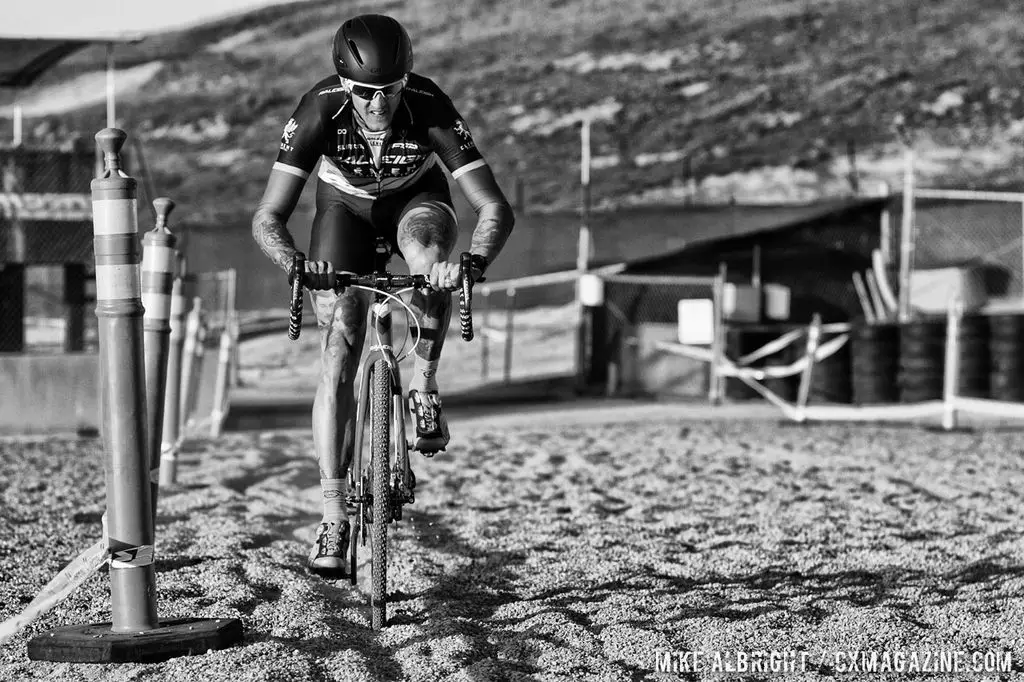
xmin=1 ymin=142 xmax=96 ymax=353
xmin=890 ymin=190 xmax=1024 ymax=306
xmin=470 ymin=275 xmax=580 ymax=391
xmin=0 ymin=139 xmax=178 ymax=354
xmin=601 ymin=274 xmax=717 ymax=397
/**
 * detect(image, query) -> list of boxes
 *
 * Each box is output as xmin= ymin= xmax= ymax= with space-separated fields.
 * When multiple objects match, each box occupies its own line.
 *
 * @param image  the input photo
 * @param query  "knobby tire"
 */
xmin=370 ymin=360 xmax=391 ymax=630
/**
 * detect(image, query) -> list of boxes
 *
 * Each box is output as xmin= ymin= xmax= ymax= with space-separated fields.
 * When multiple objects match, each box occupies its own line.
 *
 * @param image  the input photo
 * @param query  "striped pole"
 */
xmin=89 ymin=128 xmax=159 ymax=632
xmin=209 ymin=323 xmax=233 ymax=437
xmin=159 ymin=275 xmax=187 ymax=487
xmin=142 ymin=198 xmax=177 ymax=520
xmin=184 ymin=306 xmax=208 ymax=430
xmin=28 ymin=137 xmax=244 ymax=657
xmin=177 ymin=295 xmax=202 ymax=436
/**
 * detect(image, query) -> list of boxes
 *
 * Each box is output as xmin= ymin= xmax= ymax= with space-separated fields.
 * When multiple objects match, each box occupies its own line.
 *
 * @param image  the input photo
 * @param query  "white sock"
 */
xmin=410 ymin=357 xmax=439 ymax=393
xmin=321 ymin=478 xmax=346 ymax=521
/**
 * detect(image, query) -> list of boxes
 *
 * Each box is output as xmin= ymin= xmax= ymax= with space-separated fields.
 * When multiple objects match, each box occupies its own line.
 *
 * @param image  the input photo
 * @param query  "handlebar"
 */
xmin=287 ymin=252 xmax=476 ymax=342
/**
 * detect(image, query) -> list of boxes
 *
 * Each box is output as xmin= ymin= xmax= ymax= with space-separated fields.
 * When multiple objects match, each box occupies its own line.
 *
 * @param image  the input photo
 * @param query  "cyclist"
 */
xmin=251 ymin=14 xmax=515 ymax=579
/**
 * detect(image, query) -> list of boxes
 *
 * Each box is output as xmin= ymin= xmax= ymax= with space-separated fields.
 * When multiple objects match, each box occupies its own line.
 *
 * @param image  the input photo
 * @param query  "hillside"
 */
xmin=3 ymin=0 xmax=1024 ymax=226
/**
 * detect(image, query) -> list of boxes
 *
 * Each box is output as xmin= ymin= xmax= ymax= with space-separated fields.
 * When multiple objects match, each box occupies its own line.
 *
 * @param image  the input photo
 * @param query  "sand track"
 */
xmin=2 ymin=410 xmax=1024 ymax=680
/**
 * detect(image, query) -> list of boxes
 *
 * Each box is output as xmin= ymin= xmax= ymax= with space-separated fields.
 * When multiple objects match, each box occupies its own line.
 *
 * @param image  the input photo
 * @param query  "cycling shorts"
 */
xmin=308 ymin=165 xmax=454 ymax=274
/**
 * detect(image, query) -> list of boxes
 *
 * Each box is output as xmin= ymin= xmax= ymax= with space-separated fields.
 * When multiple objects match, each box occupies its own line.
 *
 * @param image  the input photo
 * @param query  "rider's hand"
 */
xmin=305 ymin=259 xmax=337 ymax=291
xmin=428 ymin=261 xmax=462 ymax=292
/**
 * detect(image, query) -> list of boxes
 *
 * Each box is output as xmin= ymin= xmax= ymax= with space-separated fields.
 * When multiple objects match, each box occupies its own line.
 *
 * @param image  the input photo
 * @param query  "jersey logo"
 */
xmin=282 ymin=118 xmax=299 ymax=143
xmin=453 ymin=119 xmax=472 ymax=140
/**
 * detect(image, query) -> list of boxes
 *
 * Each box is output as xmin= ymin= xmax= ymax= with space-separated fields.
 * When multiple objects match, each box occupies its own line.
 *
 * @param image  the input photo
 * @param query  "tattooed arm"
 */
xmin=454 ymin=164 xmax=515 ymax=266
xmin=252 ymin=168 xmax=306 ymax=275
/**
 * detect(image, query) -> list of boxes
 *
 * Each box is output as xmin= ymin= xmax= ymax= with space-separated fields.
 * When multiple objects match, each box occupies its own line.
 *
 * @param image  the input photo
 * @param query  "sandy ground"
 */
xmin=2 ymin=401 xmax=1024 ymax=681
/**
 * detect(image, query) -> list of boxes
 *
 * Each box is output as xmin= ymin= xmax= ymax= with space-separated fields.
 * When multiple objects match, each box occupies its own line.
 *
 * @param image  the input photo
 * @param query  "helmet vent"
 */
xmin=347 ymin=40 xmax=365 ymax=66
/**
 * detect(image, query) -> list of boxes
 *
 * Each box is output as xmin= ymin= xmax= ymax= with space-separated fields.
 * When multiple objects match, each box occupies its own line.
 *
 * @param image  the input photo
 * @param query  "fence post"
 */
xmin=577 ymin=273 xmax=606 ymax=393
xmin=575 ymin=118 xmax=593 ymax=391
xmin=709 ymin=264 xmax=727 ymax=404
xmin=942 ymin=296 xmax=963 ymax=431
xmin=480 ymin=287 xmax=490 ymax=381
xmin=504 ymin=287 xmax=516 ymax=385
xmin=795 ymin=314 xmax=822 ymax=420
xmin=897 ymin=139 xmax=916 ymax=322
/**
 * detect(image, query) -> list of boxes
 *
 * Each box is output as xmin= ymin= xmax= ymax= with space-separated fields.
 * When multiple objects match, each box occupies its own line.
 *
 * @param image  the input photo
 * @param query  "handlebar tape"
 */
xmin=288 ymin=253 xmax=305 ymax=341
xmin=460 ymin=252 xmax=474 ymax=341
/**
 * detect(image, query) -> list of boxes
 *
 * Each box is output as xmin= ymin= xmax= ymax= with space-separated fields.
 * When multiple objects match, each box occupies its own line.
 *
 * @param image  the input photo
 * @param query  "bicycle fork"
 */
xmin=347 ymin=309 xmax=415 ymax=529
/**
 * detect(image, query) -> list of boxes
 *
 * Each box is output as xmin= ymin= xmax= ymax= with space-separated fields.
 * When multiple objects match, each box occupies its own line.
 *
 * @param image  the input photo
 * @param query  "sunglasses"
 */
xmin=348 ymin=80 xmax=404 ymax=100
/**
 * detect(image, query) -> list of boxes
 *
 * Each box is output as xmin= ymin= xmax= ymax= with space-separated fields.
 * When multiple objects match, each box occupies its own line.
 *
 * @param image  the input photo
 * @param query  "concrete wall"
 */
xmin=0 ymin=353 xmax=99 ymax=435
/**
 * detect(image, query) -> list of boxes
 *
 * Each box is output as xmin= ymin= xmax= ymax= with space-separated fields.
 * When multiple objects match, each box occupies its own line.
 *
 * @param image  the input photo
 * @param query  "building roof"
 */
xmin=618 ymin=196 xmax=889 ymax=272
xmin=0 ymin=34 xmax=144 ymax=88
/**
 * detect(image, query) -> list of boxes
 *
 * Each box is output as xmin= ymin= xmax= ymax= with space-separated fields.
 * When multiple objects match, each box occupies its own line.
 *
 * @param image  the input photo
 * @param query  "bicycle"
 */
xmin=286 ymin=237 xmax=476 ymax=630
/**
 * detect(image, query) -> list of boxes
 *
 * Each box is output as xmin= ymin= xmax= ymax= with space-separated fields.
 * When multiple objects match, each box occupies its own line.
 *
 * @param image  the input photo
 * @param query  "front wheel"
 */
xmin=369 ymin=359 xmax=391 ymax=630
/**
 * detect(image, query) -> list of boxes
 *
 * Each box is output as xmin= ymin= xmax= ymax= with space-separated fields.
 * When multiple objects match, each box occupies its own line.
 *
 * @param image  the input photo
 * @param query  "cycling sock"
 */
xmin=320 ymin=478 xmax=347 ymax=521
xmin=409 ymin=357 xmax=440 ymax=393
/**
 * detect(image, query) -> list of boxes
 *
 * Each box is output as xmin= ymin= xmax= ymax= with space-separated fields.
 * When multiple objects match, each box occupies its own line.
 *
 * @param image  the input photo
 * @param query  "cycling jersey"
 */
xmin=273 ymin=73 xmax=486 ymax=199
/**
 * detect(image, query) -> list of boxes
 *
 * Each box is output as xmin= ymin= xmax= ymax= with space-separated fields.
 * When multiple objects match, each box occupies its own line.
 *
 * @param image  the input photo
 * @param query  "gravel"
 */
xmin=1 ymin=405 xmax=1023 ymax=681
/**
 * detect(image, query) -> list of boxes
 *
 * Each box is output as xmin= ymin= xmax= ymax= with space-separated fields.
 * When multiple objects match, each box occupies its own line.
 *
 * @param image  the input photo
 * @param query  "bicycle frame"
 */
xmin=349 ymin=293 xmax=415 ymax=518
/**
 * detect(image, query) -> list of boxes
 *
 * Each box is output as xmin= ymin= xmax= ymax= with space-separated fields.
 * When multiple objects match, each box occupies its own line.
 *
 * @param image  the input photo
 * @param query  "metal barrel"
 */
xmin=91 ymin=128 xmax=159 ymax=632
xmin=141 ymin=198 xmax=177 ymax=521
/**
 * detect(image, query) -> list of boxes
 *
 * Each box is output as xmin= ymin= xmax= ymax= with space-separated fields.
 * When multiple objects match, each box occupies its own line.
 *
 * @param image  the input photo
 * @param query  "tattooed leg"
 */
xmin=311 ymin=288 xmax=369 ymax=489
xmin=397 ymin=201 xmax=459 ymax=393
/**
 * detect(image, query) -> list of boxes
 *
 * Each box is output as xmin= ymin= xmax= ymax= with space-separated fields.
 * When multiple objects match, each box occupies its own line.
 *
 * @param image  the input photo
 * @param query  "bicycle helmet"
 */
xmin=332 ymin=14 xmax=414 ymax=85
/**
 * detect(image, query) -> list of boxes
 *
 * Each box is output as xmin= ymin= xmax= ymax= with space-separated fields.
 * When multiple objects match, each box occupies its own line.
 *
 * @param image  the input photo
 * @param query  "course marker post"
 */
xmin=160 ymin=274 xmax=187 ymax=486
xmin=142 ymin=197 xmax=177 ymax=520
xmin=26 ymin=129 xmax=243 ymax=664
xmin=209 ymin=321 xmax=233 ymax=437
xmin=178 ymin=295 xmax=204 ymax=433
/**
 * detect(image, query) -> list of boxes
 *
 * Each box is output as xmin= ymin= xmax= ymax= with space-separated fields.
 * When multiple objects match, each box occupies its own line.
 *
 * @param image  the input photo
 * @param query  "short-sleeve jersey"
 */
xmin=273 ymin=73 xmax=486 ymax=199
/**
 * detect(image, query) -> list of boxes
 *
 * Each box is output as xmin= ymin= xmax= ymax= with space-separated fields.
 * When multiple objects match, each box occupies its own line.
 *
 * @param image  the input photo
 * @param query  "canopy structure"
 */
xmin=0 ymin=33 xmax=145 ymax=137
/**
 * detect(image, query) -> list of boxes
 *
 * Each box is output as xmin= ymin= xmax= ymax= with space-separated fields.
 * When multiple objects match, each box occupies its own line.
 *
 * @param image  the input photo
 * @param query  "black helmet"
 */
xmin=332 ymin=14 xmax=413 ymax=84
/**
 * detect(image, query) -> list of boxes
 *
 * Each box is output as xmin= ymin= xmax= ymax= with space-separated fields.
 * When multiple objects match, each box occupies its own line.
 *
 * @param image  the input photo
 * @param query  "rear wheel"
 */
xmin=369 ymin=359 xmax=391 ymax=630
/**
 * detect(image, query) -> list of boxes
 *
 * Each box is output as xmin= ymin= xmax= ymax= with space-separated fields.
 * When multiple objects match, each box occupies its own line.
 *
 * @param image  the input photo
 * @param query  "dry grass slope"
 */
xmin=3 ymin=0 xmax=1023 ymax=223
